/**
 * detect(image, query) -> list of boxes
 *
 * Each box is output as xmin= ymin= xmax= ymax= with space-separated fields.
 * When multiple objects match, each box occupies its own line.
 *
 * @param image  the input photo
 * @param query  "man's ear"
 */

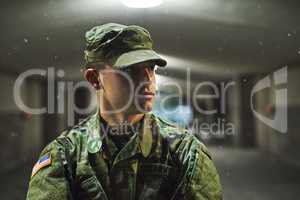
xmin=84 ymin=68 xmax=102 ymax=90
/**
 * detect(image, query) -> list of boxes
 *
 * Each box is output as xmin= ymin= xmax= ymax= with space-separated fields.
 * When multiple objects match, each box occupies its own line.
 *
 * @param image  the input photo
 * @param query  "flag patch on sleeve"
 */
xmin=31 ymin=153 xmax=52 ymax=178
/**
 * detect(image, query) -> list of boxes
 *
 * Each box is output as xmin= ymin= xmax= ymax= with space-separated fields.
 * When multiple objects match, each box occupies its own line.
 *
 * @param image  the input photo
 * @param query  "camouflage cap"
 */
xmin=84 ymin=23 xmax=167 ymax=69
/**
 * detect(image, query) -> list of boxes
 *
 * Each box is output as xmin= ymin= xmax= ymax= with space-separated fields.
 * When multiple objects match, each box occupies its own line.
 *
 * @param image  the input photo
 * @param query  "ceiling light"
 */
xmin=122 ymin=0 xmax=163 ymax=8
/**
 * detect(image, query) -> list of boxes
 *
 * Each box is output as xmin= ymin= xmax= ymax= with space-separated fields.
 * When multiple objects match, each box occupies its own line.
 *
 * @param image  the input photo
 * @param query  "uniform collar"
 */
xmin=85 ymin=110 xmax=158 ymax=166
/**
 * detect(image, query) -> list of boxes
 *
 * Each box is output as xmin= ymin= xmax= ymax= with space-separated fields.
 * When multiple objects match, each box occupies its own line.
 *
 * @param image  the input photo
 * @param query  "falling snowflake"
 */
xmin=257 ymin=4 xmax=261 ymax=9
xmin=11 ymin=132 xmax=17 ymax=137
xmin=57 ymin=69 xmax=65 ymax=77
xmin=24 ymin=38 xmax=28 ymax=43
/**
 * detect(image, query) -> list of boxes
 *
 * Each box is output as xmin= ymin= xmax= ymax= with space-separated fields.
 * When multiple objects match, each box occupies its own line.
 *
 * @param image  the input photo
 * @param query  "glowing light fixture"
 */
xmin=122 ymin=0 xmax=163 ymax=8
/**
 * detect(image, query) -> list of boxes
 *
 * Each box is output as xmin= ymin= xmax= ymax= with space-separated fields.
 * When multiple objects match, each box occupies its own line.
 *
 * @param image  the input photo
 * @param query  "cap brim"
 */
xmin=111 ymin=49 xmax=167 ymax=69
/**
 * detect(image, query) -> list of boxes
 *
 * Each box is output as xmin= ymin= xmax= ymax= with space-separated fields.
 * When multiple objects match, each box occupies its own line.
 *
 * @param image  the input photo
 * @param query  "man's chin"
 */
xmin=136 ymin=106 xmax=153 ymax=114
xmin=129 ymin=103 xmax=153 ymax=114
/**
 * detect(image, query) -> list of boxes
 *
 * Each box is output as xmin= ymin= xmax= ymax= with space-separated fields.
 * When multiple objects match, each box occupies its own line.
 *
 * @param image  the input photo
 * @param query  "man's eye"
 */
xmin=149 ymin=65 xmax=156 ymax=71
xmin=122 ymin=68 xmax=132 ymax=73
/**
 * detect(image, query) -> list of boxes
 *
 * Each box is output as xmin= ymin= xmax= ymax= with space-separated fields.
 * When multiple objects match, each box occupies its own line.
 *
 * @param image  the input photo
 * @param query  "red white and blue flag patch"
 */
xmin=31 ymin=153 xmax=52 ymax=178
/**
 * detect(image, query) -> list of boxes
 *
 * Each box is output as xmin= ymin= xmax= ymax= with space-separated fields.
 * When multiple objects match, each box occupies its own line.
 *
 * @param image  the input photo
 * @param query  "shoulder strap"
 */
xmin=56 ymin=137 xmax=76 ymax=200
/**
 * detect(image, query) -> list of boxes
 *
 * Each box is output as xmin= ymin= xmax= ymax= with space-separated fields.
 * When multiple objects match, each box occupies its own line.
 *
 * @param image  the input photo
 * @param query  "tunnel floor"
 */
xmin=1 ymin=147 xmax=300 ymax=200
xmin=212 ymin=147 xmax=300 ymax=200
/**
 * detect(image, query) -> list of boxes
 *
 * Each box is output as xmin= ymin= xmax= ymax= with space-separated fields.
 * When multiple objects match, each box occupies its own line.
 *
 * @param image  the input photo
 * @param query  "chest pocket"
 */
xmin=80 ymin=175 xmax=108 ymax=200
xmin=137 ymin=163 xmax=179 ymax=200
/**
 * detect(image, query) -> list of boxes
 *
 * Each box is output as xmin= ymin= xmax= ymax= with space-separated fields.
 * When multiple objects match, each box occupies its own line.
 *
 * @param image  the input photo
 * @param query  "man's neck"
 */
xmin=99 ymin=110 xmax=145 ymax=126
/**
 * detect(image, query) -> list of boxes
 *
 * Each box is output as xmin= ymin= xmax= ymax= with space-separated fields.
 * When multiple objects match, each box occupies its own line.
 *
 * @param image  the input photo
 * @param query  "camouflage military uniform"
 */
xmin=26 ymin=111 xmax=223 ymax=200
xmin=27 ymin=23 xmax=223 ymax=199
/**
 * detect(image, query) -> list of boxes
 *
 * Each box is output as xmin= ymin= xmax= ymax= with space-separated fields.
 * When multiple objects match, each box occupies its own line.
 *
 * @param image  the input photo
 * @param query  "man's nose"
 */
xmin=142 ymin=67 xmax=153 ymax=81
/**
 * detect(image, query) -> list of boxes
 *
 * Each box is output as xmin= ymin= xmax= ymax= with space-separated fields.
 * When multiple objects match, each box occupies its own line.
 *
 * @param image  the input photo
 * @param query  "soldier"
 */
xmin=26 ymin=23 xmax=223 ymax=200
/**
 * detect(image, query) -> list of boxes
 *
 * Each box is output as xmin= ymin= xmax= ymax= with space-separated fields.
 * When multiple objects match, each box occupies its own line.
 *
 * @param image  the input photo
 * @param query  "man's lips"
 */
xmin=137 ymin=91 xmax=155 ymax=99
xmin=140 ymin=92 xmax=155 ymax=95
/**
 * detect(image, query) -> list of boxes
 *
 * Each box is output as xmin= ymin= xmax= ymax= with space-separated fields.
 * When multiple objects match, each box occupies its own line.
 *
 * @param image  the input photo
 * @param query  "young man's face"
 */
xmin=98 ymin=61 xmax=157 ymax=114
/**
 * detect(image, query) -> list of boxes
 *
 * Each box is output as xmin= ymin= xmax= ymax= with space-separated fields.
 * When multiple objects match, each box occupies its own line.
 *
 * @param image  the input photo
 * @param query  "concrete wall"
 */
xmin=0 ymin=71 xmax=84 ymax=172
xmin=0 ymin=72 xmax=44 ymax=171
xmin=255 ymin=65 xmax=300 ymax=166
